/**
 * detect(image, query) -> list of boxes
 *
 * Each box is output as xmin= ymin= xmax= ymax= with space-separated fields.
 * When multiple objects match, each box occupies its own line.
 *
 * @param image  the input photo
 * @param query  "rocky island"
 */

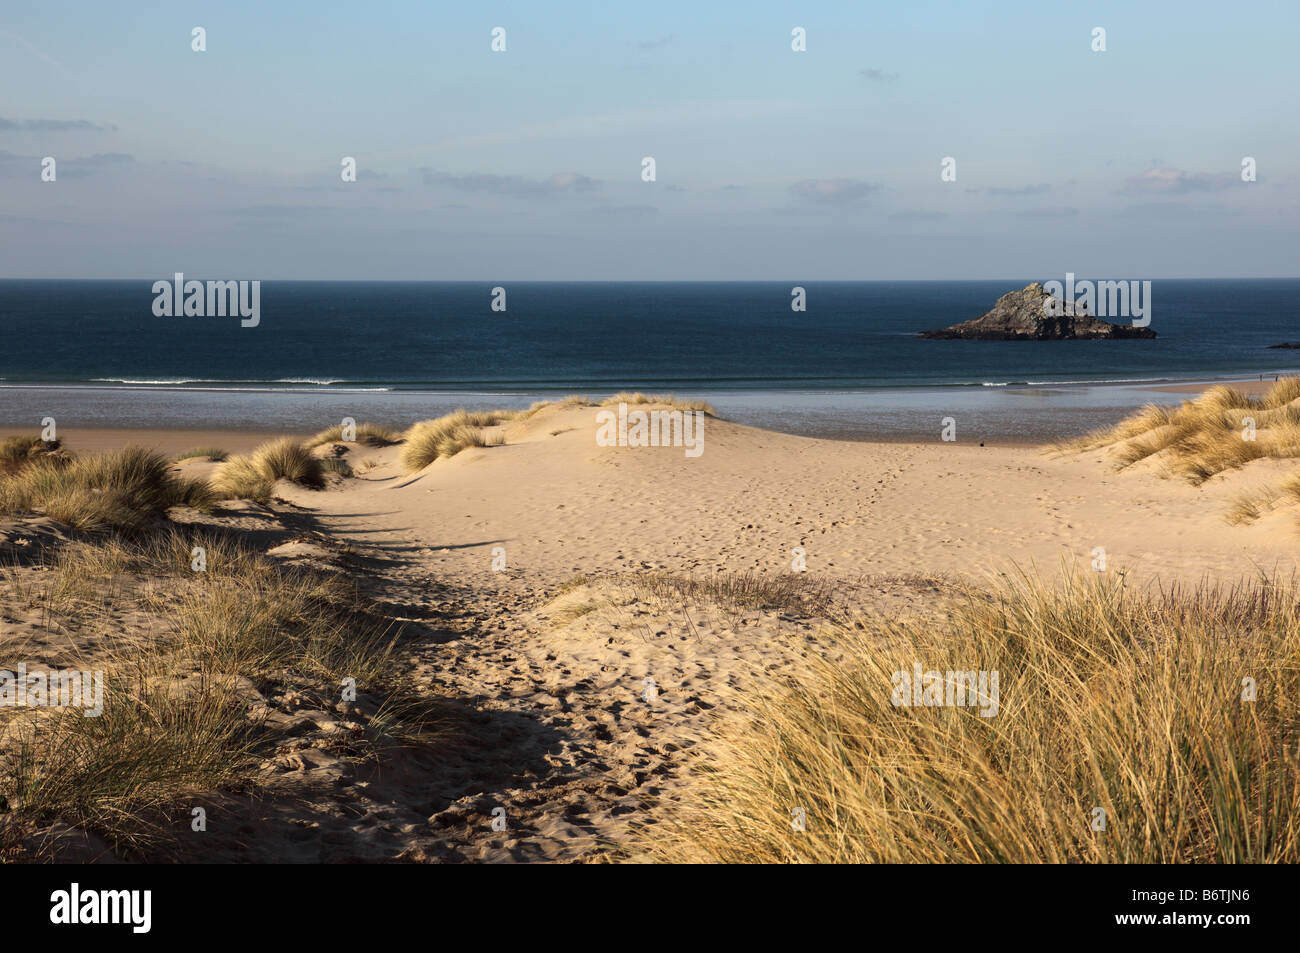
xmin=920 ymin=282 xmax=1157 ymax=340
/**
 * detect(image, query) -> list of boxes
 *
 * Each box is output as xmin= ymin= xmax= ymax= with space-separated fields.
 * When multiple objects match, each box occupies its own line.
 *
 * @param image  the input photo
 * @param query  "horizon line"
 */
xmin=3 ymin=276 xmax=1300 ymax=283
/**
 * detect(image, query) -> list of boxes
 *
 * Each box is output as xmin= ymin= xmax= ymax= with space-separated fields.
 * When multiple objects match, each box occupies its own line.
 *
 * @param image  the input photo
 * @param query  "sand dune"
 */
xmin=276 ymin=403 xmax=1298 ymax=589
xmin=4 ymin=400 xmax=1297 ymax=862
xmin=252 ymin=402 xmax=1297 ymax=860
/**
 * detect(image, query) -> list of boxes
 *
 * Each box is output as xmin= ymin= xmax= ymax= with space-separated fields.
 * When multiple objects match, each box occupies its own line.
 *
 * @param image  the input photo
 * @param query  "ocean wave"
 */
xmin=979 ymin=377 xmax=1175 ymax=387
xmin=1023 ymin=377 xmax=1171 ymax=386
xmin=89 ymin=377 xmax=347 ymax=385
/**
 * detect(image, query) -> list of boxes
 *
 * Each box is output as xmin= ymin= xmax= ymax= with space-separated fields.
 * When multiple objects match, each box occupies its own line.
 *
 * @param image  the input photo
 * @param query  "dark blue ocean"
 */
xmin=2 ymin=279 xmax=1298 ymax=390
xmin=2 ymin=279 xmax=1298 ymax=440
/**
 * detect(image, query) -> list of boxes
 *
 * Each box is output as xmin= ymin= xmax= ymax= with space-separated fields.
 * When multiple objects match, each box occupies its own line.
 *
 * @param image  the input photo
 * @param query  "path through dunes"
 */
xmin=233 ymin=403 xmax=1300 ymax=860
xmin=283 ymin=403 xmax=1300 ymax=590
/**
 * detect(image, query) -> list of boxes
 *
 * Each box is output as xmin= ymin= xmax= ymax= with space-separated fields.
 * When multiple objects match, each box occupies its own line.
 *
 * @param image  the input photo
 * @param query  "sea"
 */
xmin=2 ymin=279 xmax=1297 ymax=441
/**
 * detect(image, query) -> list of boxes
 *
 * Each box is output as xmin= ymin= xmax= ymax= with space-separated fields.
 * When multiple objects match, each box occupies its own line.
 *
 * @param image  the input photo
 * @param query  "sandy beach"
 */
xmin=268 ymin=404 xmax=1295 ymax=587
xmin=6 ymin=384 xmax=1296 ymax=863
xmin=6 ymin=0 xmax=1298 ymax=919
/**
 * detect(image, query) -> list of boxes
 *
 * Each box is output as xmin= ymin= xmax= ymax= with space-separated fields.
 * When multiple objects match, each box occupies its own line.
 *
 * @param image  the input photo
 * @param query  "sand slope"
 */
xmin=10 ymin=403 xmax=1296 ymax=861
xmin=219 ymin=403 xmax=1295 ymax=861
xmin=282 ymin=404 xmax=1298 ymax=589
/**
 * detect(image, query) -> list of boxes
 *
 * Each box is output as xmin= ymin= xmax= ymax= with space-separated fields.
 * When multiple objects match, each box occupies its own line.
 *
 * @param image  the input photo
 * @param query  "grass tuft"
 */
xmin=634 ymin=570 xmax=832 ymax=614
xmin=600 ymin=392 xmax=715 ymax=414
xmin=1055 ymin=378 xmax=1300 ymax=524
xmin=400 ymin=411 xmax=508 ymax=473
xmin=0 ymin=529 xmax=440 ymax=859
xmin=1 ymin=435 xmax=69 ymax=475
xmin=213 ymin=438 xmax=323 ymax=499
xmin=306 ymin=423 xmax=401 ymax=448
xmin=0 ymin=446 xmax=213 ymax=534
xmin=645 ymin=569 xmax=1300 ymax=863
xmin=171 ymin=447 xmax=229 ymax=463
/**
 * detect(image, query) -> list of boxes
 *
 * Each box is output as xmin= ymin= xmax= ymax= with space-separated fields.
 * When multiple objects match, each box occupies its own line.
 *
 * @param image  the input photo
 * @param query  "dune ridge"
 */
xmin=1 ymin=394 xmax=1297 ymax=861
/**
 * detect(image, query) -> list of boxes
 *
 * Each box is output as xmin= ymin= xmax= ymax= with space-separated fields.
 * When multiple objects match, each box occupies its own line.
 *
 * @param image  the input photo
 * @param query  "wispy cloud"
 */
xmin=1006 ymin=206 xmax=1079 ymax=218
xmin=224 ymin=204 xmax=368 ymax=219
xmin=0 ymin=150 xmax=132 ymax=178
xmin=0 ymin=30 xmax=64 ymax=70
xmin=638 ymin=35 xmax=675 ymax=51
xmin=1123 ymin=167 xmax=1239 ymax=194
xmin=59 ymin=153 xmax=134 ymax=178
xmin=419 ymin=169 xmax=600 ymax=197
xmin=889 ymin=210 xmax=949 ymax=222
xmin=1118 ymin=201 xmax=1230 ymax=219
xmin=0 ymin=118 xmax=117 ymax=132
xmin=859 ymin=68 xmax=900 ymax=82
xmin=377 ymin=100 xmax=797 ymax=160
xmin=789 ymin=178 xmax=881 ymax=203
xmin=591 ymin=204 xmax=658 ymax=215
xmin=985 ymin=183 xmax=1051 ymax=197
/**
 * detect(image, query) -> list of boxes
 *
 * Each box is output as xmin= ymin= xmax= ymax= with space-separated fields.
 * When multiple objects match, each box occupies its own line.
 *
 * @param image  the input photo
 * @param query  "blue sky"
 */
xmin=1 ymin=0 xmax=1297 ymax=278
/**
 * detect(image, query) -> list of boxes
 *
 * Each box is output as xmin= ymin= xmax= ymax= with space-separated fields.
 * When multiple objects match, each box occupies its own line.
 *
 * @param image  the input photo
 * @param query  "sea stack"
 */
xmin=920 ymin=283 xmax=1157 ymax=340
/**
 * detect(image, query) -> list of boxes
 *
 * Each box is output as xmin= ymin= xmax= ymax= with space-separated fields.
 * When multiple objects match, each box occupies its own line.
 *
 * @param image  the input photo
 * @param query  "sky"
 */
xmin=1 ymin=0 xmax=1297 ymax=279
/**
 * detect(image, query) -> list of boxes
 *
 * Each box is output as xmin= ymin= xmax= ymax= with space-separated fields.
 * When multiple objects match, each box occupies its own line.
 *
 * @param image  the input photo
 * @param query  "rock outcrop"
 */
xmin=920 ymin=283 xmax=1156 ymax=340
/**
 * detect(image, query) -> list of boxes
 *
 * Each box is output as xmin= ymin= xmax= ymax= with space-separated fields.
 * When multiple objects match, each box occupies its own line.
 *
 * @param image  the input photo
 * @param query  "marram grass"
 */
xmin=213 ymin=437 xmax=323 ymax=500
xmin=0 ymin=446 xmax=213 ymax=534
xmin=1057 ymin=377 xmax=1300 ymax=484
xmin=400 ymin=410 xmax=509 ymax=473
xmin=306 ymin=422 xmax=401 ymax=448
xmin=642 ymin=569 xmax=1300 ymax=863
xmin=1056 ymin=378 xmax=1300 ymax=526
xmin=0 ymin=531 xmax=431 ymax=859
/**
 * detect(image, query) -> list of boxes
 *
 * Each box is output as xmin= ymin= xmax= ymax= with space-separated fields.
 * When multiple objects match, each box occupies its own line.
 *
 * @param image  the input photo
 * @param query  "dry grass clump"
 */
xmin=433 ymin=425 xmax=498 ymax=459
xmin=512 ymin=393 xmax=715 ymax=422
xmin=306 ymin=422 xmax=401 ymax=448
xmin=600 ymin=392 xmax=715 ymax=415
xmin=0 ymin=446 xmax=213 ymax=534
xmin=321 ymin=457 xmax=353 ymax=478
xmin=165 ymin=566 xmax=395 ymax=683
xmin=511 ymin=395 xmax=594 ymax=421
xmin=5 ymin=529 xmax=273 ymax=611
xmin=400 ymin=411 xmax=507 ymax=473
xmin=550 ymin=598 xmax=605 ymax=624
xmin=1057 ymin=379 xmax=1300 ymax=525
xmin=1059 ymin=379 xmax=1300 ymax=483
xmin=2 ymin=670 xmax=262 ymax=857
xmin=171 ymin=447 xmax=228 ymax=463
xmin=0 ymin=529 xmax=442 ymax=859
xmin=1225 ymin=487 xmax=1284 ymax=526
xmin=634 ymin=570 xmax=833 ymax=614
xmin=397 ymin=394 xmax=716 ymax=473
xmin=251 ymin=437 xmax=325 ymax=488
xmin=0 ymin=436 xmax=68 ymax=475
xmin=645 ymin=569 xmax=1300 ymax=863
xmin=209 ymin=455 xmax=272 ymax=503
xmin=1278 ymin=472 xmax=1300 ymax=512
xmin=213 ymin=437 xmax=323 ymax=499
xmin=452 ymin=410 xmax=513 ymax=428
xmin=549 ymin=571 xmax=838 ymax=639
